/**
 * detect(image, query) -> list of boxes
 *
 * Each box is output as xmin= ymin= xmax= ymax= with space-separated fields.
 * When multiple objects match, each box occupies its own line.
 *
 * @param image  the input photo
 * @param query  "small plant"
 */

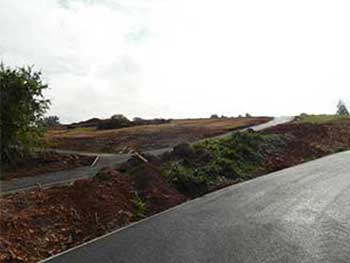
xmin=132 ymin=193 xmax=147 ymax=220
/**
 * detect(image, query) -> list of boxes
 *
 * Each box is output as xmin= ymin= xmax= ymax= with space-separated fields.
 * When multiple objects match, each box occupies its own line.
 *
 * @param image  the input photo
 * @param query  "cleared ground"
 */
xmin=46 ymin=117 xmax=271 ymax=153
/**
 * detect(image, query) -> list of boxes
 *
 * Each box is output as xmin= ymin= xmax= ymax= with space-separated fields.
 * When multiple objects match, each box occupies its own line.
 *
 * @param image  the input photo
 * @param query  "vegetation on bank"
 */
xmin=165 ymin=131 xmax=289 ymax=196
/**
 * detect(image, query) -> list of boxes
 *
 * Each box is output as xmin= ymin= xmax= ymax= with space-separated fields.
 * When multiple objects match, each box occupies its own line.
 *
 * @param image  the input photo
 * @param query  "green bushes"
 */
xmin=166 ymin=131 xmax=288 ymax=196
xmin=0 ymin=64 xmax=50 ymax=163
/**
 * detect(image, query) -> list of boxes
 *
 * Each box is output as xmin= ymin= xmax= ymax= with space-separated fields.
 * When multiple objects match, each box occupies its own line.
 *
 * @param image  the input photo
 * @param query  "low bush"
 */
xmin=166 ymin=131 xmax=288 ymax=196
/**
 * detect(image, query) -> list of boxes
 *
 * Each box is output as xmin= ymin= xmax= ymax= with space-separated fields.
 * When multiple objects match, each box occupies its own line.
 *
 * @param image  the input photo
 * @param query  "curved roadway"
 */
xmin=43 ymin=150 xmax=350 ymax=263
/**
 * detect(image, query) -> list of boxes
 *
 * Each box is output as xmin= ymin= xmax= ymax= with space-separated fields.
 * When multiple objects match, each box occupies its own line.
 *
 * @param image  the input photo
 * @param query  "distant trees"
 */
xmin=97 ymin=114 xmax=131 ymax=130
xmin=111 ymin=114 xmax=129 ymax=121
xmin=42 ymin=115 xmax=60 ymax=127
xmin=336 ymin=100 xmax=349 ymax=116
xmin=0 ymin=64 xmax=50 ymax=163
xmin=210 ymin=114 xmax=219 ymax=119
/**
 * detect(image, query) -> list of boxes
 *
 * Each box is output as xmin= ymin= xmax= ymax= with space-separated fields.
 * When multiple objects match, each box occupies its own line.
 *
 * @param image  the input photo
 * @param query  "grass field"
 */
xmin=295 ymin=114 xmax=350 ymax=124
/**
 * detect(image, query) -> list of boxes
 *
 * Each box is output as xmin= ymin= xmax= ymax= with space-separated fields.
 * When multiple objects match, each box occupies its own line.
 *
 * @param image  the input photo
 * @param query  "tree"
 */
xmin=111 ymin=114 xmax=129 ymax=121
xmin=336 ymin=100 xmax=349 ymax=116
xmin=42 ymin=115 xmax=60 ymax=127
xmin=0 ymin=64 xmax=50 ymax=163
xmin=210 ymin=114 xmax=219 ymax=119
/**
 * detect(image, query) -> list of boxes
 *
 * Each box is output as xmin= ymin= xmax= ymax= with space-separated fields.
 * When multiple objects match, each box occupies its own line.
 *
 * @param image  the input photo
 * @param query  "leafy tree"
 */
xmin=111 ymin=114 xmax=129 ymax=121
xmin=42 ymin=115 xmax=60 ymax=127
xmin=336 ymin=100 xmax=349 ymax=116
xmin=210 ymin=114 xmax=219 ymax=119
xmin=0 ymin=64 xmax=50 ymax=163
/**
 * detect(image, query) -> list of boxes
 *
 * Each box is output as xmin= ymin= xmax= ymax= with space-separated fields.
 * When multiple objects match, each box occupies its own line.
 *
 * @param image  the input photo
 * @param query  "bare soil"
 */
xmin=260 ymin=119 xmax=350 ymax=172
xmin=1 ymin=152 xmax=95 ymax=180
xmin=46 ymin=117 xmax=271 ymax=153
xmin=0 ymin=167 xmax=186 ymax=263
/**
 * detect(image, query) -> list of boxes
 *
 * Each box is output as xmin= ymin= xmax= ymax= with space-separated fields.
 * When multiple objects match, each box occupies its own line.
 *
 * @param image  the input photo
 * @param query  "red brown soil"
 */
xmin=46 ymin=117 xmax=271 ymax=153
xmin=261 ymin=120 xmax=350 ymax=172
xmin=1 ymin=152 xmax=95 ymax=180
xmin=0 ymin=166 xmax=186 ymax=263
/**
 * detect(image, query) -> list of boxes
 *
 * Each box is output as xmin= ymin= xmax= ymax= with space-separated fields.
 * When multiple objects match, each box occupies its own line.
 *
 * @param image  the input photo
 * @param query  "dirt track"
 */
xmin=46 ymin=117 xmax=271 ymax=153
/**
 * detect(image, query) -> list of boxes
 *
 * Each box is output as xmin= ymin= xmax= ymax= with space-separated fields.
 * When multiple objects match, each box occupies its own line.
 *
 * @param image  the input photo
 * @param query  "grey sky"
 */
xmin=1 ymin=0 xmax=349 ymax=123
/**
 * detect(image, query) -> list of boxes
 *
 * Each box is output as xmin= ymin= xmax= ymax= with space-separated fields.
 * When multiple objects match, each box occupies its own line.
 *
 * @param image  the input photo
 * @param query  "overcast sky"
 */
xmin=1 ymin=0 xmax=349 ymax=123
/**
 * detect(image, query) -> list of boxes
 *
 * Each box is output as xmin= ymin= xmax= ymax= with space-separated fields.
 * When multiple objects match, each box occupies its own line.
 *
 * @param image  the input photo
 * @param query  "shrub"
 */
xmin=166 ymin=131 xmax=288 ymax=195
xmin=167 ymin=162 xmax=214 ymax=196
xmin=0 ymin=64 xmax=50 ymax=163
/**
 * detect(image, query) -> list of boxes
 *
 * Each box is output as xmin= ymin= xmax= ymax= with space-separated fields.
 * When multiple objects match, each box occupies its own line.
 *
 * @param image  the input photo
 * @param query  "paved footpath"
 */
xmin=0 ymin=116 xmax=293 ymax=194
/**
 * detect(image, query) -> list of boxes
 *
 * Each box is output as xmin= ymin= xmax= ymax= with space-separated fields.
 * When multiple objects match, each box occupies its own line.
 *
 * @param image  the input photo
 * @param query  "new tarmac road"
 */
xmin=44 ymin=150 xmax=350 ymax=263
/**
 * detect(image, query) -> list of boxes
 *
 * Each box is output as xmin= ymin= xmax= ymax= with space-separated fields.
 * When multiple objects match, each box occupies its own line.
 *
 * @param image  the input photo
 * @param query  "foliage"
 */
xmin=210 ymin=114 xmax=219 ymax=119
xmin=111 ymin=114 xmax=129 ymax=121
xmin=42 ymin=115 xmax=60 ymax=127
xmin=167 ymin=131 xmax=287 ymax=196
xmin=0 ymin=64 xmax=50 ymax=163
xmin=337 ymin=100 xmax=349 ymax=116
xmin=96 ymin=117 xmax=131 ymax=130
xmin=132 ymin=193 xmax=147 ymax=220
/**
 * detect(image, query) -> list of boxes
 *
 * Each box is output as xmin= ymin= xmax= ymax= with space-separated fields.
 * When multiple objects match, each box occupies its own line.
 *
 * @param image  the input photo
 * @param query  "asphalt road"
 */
xmin=0 ymin=116 xmax=293 ymax=194
xmin=43 ymin=151 xmax=350 ymax=263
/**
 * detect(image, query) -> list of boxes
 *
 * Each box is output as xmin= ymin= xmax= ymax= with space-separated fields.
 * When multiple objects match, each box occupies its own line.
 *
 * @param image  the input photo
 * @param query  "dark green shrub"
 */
xmin=166 ymin=131 xmax=288 ymax=195
xmin=0 ymin=64 xmax=50 ymax=163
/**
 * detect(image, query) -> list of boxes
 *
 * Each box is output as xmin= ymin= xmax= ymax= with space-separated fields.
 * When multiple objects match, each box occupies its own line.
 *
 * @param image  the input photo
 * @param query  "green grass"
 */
xmin=296 ymin=114 xmax=350 ymax=124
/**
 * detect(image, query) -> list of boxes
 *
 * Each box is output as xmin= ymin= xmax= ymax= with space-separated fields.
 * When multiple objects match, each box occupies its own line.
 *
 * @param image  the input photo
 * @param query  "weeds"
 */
xmin=132 ymin=193 xmax=147 ymax=220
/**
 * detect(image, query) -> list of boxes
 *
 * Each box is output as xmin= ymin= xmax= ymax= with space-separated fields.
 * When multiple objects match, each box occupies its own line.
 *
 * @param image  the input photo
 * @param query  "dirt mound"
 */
xmin=0 ymin=165 xmax=186 ymax=263
xmin=129 ymin=163 xmax=187 ymax=214
xmin=261 ymin=121 xmax=350 ymax=171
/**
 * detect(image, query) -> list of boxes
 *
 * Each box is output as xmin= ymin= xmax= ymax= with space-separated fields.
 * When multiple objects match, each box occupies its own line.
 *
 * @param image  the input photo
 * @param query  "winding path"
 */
xmin=0 ymin=116 xmax=293 ymax=194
